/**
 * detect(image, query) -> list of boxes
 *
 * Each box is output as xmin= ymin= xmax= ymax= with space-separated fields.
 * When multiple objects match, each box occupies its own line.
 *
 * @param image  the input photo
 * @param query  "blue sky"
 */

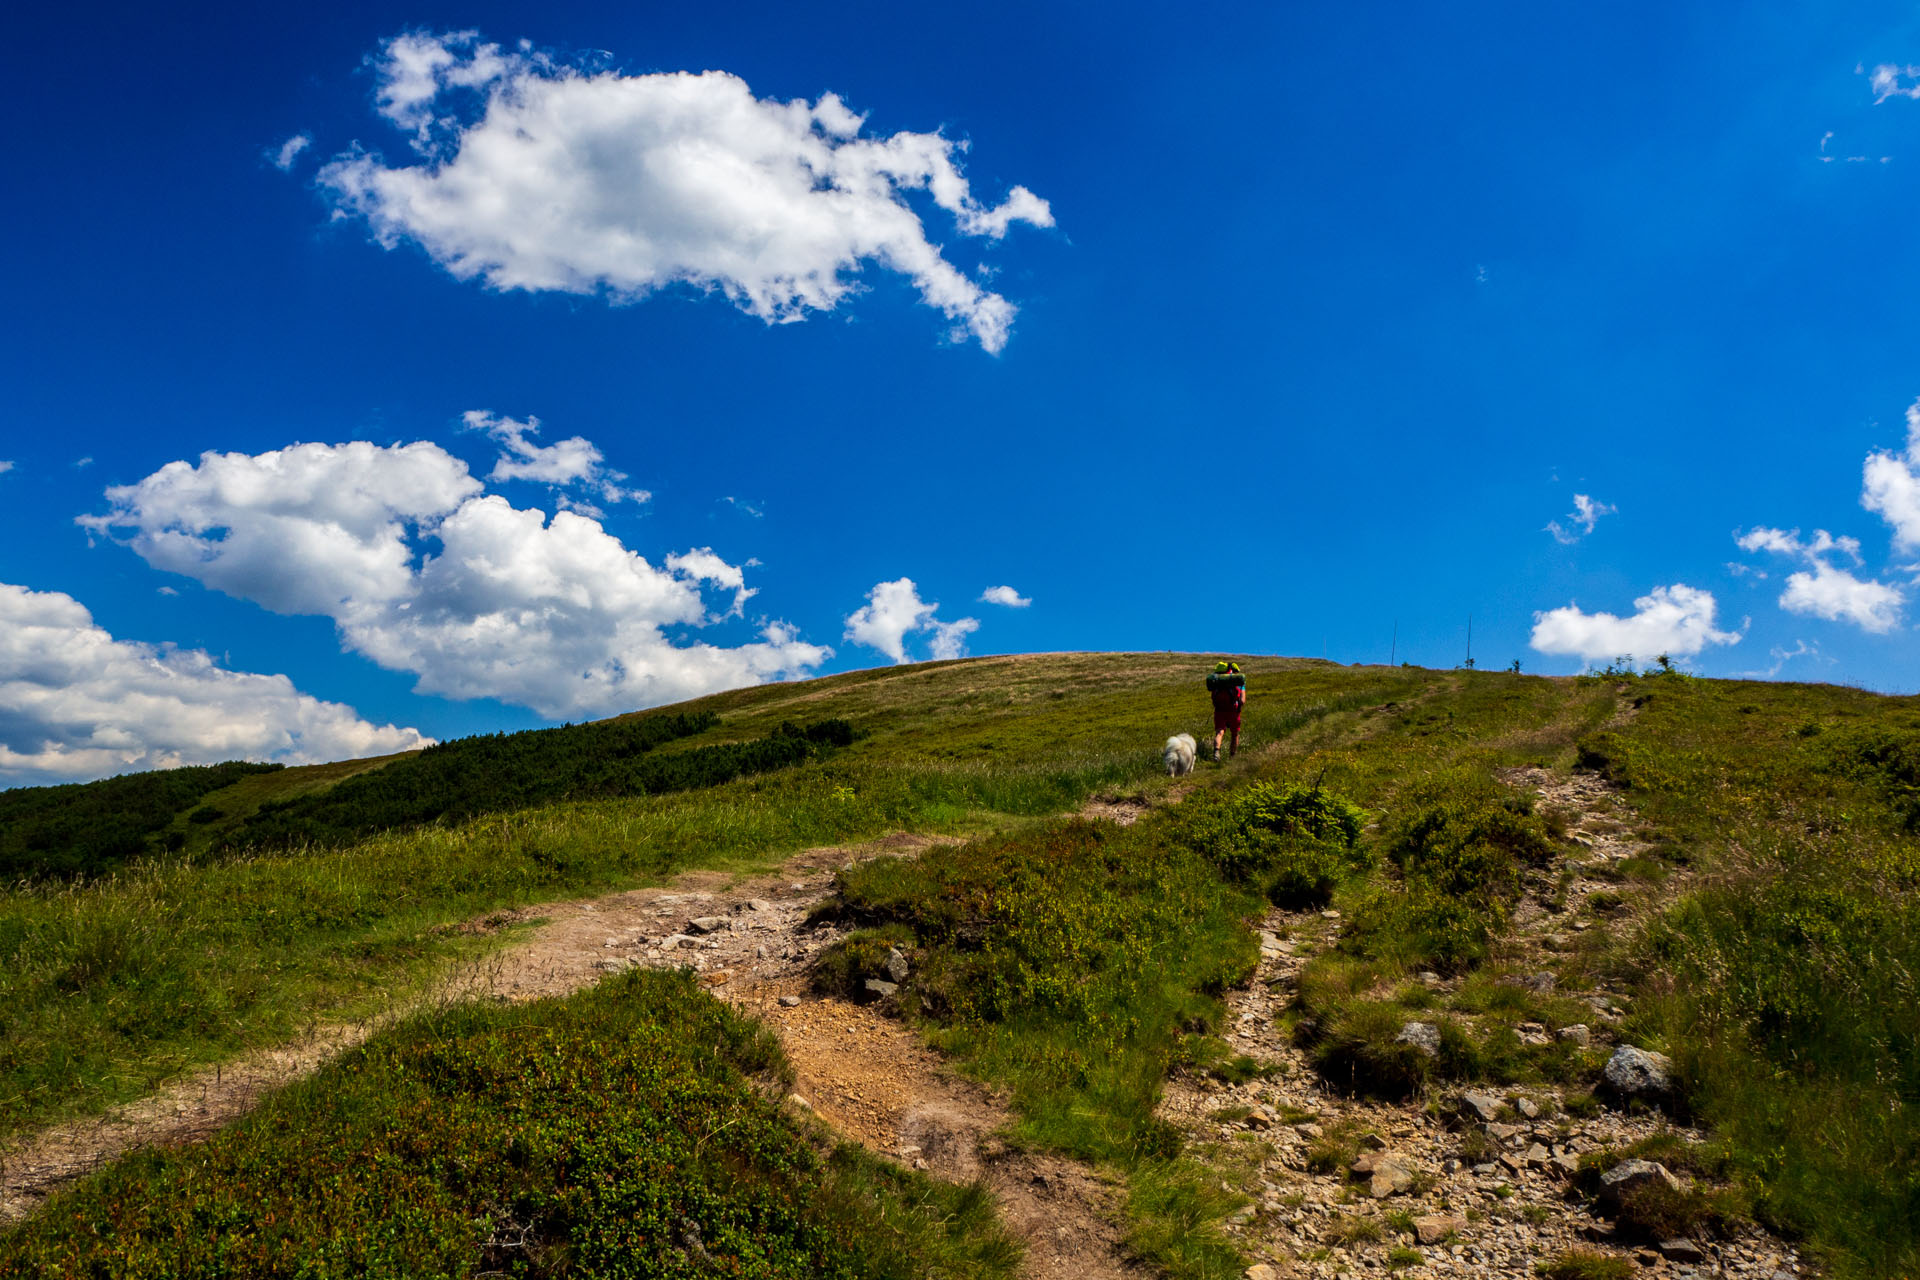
xmin=6 ymin=1 xmax=1920 ymax=784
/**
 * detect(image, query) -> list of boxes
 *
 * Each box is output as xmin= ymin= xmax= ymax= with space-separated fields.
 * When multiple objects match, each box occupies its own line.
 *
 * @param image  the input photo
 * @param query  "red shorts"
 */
xmin=1213 ymin=704 xmax=1242 ymax=731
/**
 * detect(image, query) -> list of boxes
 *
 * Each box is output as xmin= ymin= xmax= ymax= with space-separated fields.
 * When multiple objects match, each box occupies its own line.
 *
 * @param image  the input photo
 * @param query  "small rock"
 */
xmin=1414 ymin=1214 xmax=1465 ymax=1246
xmin=1395 ymin=1021 xmax=1442 ymax=1057
xmin=1516 ymin=1097 xmax=1541 ymax=1120
xmin=1247 ymin=1106 xmax=1275 ymax=1131
xmin=1603 ymin=1045 xmax=1676 ymax=1099
xmin=1549 ymin=1154 xmax=1582 ymax=1178
xmin=1246 ymin=1267 xmax=1279 ymax=1280
xmin=1660 ymin=1240 xmax=1708 ymax=1264
xmin=1500 ymin=1153 xmax=1526 ymax=1174
xmin=1599 ymin=1159 xmax=1683 ymax=1207
xmin=661 ymin=933 xmax=701 ymax=949
xmin=1524 ymin=1143 xmax=1550 ymax=1167
xmin=1459 ymin=1090 xmax=1504 ymax=1123
xmin=1472 ymin=1163 xmax=1498 ymax=1176
xmin=1487 ymin=1122 xmax=1525 ymax=1141
xmin=746 ymin=898 xmax=772 ymax=911
xmin=1558 ymin=1023 xmax=1592 ymax=1047
xmin=702 ymin=969 xmax=732 ymax=986
xmin=1360 ymin=1132 xmax=1388 ymax=1151
xmin=1418 ymin=970 xmax=1442 ymax=984
xmin=1228 ymin=1205 xmax=1257 ymax=1224
xmin=778 ymin=994 xmax=802 ymax=1007
xmin=786 ymin=1093 xmax=813 ymax=1111
xmin=1519 ymin=1030 xmax=1553 ymax=1047
xmin=1321 ymin=910 xmax=1342 ymax=919
xmin=1295 ymin=1122 xmax=1323 ymax=1139
xmin=884 ymin=946 xmax=911 ymax=983
xmin=1508 ymin=971 xmax=1558 ymax=994
xmin=862 ymin=978 xmax=899 ymax=1000
xmin=1636 ymin=1249 xmax=1663 ymax=1267
xmin=687 ymin=915 xmax=729 ymax=934
xmin=1369 ymin=1157 xmax=1416 ymax=1198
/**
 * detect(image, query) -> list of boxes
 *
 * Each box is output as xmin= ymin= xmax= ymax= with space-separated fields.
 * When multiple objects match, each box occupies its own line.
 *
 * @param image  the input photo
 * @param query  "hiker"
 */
xmin=1206 ymin=661 xmax=1246 ymax=761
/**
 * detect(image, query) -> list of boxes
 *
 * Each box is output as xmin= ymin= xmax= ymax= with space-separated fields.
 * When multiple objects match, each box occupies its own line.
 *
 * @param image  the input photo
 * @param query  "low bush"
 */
xmin=0 ymin=760 xmax=283 ymax=880
xmin=1167 ymin=783 xmax=1371 ymax=905
xmin=0 ymin=968 xmax=1020 ymax=1279
xmin=230 ymin=716 xmax=856 ymax=852
xmin=1535 ymin=1250 xmax=1632 ymax=1280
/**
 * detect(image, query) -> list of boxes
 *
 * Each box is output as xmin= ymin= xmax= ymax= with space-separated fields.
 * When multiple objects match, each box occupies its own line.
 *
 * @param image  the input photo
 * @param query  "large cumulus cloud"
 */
xmin=317 ymin=32 xmax=1053 ymax=351
xmin=84 ymin=434 xmax=829 ymax=719
xmin=0 ymin=583 xmax=431 ymax=786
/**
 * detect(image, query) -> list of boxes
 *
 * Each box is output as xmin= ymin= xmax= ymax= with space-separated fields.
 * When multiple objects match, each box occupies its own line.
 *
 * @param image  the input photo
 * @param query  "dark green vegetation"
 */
xmin=226 ymin=715 xmax=854 ymax=852
xmin=4 ymin=656 xmax=1918 ymax=1279
xmin=2 ymin=968 xmax=1018 ymax=1279
xmin=0 ymin=761 xmax=283 ymax=880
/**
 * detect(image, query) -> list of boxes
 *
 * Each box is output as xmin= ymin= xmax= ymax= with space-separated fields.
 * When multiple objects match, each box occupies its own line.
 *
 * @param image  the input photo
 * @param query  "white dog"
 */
xmin=1163 ymin=732 xmax=1197 ymax=777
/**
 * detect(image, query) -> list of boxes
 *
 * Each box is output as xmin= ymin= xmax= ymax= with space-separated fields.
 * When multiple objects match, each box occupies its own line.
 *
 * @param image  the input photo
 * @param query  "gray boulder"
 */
xmin=862 ymin=978 xmax=899 ymax=1000
xmin=1395 ymin=1021 xmax=1441 ymax=1057
xmin=884 ymin=946 xmax=911 ymax=983
xmin=1458 ymin=1090 xmax=1503 ymax=1123
xmin=1599 ymin=1158 xmax=1682 ymax=1207
xmin=687 ymin=916 xmax=729 ymax=934
xmin=1603 ymin=1044 xmax=1676 ymax=1098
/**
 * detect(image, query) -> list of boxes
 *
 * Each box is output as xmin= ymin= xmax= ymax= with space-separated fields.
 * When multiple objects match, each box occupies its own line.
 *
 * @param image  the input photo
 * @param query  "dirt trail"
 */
xmin=0 ymin=828 xmax=1138 ymax=1276
xmin=1154 ymin=765 xmax=1807 ymax=1280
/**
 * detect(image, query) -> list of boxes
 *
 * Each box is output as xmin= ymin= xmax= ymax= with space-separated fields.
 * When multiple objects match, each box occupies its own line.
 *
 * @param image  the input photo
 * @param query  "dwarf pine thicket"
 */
xmin=0 ymin=760 xmax=284 ymax=879
xmin=2 ymin=655 xmax=1917 ymax=1279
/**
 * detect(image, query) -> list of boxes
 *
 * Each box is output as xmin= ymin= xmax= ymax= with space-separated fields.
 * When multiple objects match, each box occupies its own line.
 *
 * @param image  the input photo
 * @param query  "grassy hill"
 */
xmin=2 ymin=654 xmax=1916 ymax=1278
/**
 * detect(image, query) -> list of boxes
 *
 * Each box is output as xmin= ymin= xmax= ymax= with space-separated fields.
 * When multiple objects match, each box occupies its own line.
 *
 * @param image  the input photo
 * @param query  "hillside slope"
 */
xmin=2 ymin=655 xmax=1915 ymax=1278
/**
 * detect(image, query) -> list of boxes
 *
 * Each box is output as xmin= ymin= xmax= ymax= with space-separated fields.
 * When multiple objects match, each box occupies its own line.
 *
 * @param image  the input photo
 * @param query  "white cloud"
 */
xmin=83 ymin=439 xmax=830 ymax=719
xmin=317 ymin=31 xmax=1053 ymax=352
xmin=979 ymin=584 xmax=1031 ymax=608
xmin=271 ymin=133 xmax=312 ymax=171
xmin=1545 ymin=493 xmax=1615 ymax=545
xmin=844 ymin=577 xmax=979 ymax=664
xmin=721 ymin=496 xmax=764 ymax=519
xmin=1735 ymin=639 xmax=1823 ymax=681
xmin=0 ymin=461 xmax=13 ymax=475
xmin=0 ymin=582 xmax=431 ymax=786
xmin=1871 ymin=63 xmax=1920 ymax=102
xmin=1864 ymin=398 xmax=1920 ymax=549
xmin=1778 ymin=563 xmax=1904 ymax=632
xmin=1529 ymin=584 xmax=1743 ymax=663
xmin=928 ymin=617 xmax=981 ymax=661
xmin=1734 ymin=525 xmax=1904 ymax=633
xmin=462 ymin=410 xmax=647 ymax=505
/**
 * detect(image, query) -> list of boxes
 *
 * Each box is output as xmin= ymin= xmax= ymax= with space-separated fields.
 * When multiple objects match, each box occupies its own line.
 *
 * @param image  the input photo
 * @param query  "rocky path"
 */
xmin=0 ymin=828 xmax=1140 ymax=1277
xmin=1155 ymin=767 xmax=1808 ymax=1280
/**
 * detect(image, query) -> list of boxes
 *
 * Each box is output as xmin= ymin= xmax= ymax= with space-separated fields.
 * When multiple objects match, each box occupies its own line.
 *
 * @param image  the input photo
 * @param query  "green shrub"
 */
xmin=0 ymin=760 xmax=283 ymax=880
xmin=1169 ymin=783 xmax=1371 ymax=903
xmin=1535 ymin=1250 xmax=1633 ymax=1280
xmin=230 ymin=715 xmax=859 ymax=852
xmin=1307 ymin=1000 xmax=1437 ymax=1096
xmin=0 ymin=969 xmax=1020 ymax=1279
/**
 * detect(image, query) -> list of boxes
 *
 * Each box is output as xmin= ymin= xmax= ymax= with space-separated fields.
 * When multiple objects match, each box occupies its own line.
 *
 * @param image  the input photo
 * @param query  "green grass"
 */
xmin=1534 ymin=1251 xmax=1633 ymax=1280
xmin=0 ymin=968 xmax=1020 ymax=1279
